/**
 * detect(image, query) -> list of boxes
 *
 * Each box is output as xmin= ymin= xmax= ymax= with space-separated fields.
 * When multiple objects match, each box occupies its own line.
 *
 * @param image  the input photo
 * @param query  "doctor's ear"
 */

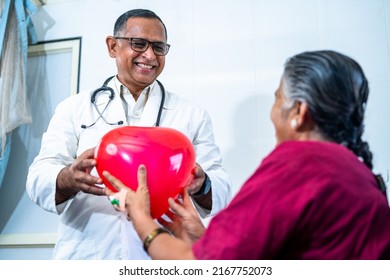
xmin=106 ymin=36 xmax=118 ymax=58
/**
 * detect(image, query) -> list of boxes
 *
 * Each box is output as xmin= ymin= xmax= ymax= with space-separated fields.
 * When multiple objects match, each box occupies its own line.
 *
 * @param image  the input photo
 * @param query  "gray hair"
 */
xmin=282 ymin=50 xmax=372 ymax=169
xmin=113 ymin=9 xmax=168 ymax=40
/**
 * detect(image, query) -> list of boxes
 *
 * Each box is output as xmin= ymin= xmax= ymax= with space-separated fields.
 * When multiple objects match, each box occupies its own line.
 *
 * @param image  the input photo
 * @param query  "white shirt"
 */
xmin=117 ymin=78 xmax=149 ymax=125
xmin=26 ymin=78 xmax=232 ymax=259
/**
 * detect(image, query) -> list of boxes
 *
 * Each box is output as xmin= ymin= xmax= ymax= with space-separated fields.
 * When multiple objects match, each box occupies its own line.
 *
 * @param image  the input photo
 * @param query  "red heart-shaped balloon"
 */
xmin=95 ymin=126 xmax=196 ymax=218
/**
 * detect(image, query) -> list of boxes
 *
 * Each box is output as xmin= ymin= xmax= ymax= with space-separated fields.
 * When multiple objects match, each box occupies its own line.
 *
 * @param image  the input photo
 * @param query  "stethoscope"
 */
xmin=81 ymin=75 xmax=166 ymax=129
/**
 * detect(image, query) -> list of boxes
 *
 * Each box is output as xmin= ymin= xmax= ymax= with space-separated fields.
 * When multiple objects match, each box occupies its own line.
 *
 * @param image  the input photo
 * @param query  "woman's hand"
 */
xmin=158 ymin=189 xmax=205 ymax=245
xmin=104 ymin=165 xmax=205 ymax=246
xmin=103 ymin=164 xmax=151 ymax=221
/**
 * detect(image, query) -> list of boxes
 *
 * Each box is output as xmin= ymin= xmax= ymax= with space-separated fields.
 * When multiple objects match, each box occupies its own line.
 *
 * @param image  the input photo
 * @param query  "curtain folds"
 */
xmin=0 ymin=0 xmax=37 ymax=187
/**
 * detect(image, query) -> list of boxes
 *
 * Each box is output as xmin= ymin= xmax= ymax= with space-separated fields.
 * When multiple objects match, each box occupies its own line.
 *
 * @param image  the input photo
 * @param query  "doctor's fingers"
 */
xmin=79 ymin=183 xmax=107 ymax=196
xmin=186 ymin=166 xmax=205 ymax=195
xmin=71 ymin=157 xmax=97 ymax=172
xmin=72 ymin=169 xmax=100 ymax=185
xmin=70 ymin=148 xmax=97 ymax=170
xmin=77 ymin=147 xmax=96 ymax=159
xmin=67 ymin=162 xmax=102 ymax=185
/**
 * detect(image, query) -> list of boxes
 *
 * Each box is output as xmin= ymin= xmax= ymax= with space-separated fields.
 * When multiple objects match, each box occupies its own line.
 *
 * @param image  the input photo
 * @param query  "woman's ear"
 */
xmin=291 ymin=102 xmax=310 ymax=130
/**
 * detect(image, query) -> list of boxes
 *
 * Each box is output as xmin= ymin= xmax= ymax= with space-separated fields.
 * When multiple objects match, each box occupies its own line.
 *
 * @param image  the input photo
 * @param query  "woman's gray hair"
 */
xmin=282 ymin=50 xmax=372 ymax=170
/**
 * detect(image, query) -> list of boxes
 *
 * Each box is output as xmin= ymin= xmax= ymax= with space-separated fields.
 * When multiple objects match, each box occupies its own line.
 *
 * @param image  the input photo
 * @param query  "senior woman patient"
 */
xmin=104 ymin=50 xmax=390 ymax=260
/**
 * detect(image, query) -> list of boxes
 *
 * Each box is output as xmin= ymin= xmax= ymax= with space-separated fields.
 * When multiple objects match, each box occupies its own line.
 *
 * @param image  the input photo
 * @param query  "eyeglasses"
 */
xmin=115 ymin=37 xmax=170 ymax=56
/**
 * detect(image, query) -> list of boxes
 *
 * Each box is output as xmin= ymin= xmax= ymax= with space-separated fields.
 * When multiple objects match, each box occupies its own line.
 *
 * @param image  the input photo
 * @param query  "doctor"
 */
xmin=26 ymin=9 xmax=232 ymax=259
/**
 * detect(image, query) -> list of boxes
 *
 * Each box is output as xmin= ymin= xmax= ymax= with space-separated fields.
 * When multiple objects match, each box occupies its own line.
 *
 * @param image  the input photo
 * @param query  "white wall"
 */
xmin=1 ymin=0 xmax=389 ymax=259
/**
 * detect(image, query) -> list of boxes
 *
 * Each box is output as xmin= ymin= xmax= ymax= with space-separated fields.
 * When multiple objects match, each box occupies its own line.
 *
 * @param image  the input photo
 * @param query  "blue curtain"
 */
xmin=0 ymin=0 xmax=37 ymax=188
xmin=0 ymin=133 xmax=11 ymax=187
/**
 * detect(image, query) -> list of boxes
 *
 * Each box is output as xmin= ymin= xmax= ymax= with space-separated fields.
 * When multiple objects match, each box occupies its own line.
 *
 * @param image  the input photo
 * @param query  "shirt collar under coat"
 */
xmin=96 ymin=77 xmax=172 ymax=127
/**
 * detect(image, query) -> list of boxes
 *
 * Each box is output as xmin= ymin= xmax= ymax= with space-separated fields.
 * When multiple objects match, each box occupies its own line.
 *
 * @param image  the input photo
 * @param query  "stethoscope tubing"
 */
xmin=82 ymin=76 xmax=165 ymax=129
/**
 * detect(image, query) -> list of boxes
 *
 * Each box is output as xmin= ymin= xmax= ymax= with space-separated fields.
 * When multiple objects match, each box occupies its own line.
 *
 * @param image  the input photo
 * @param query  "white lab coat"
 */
xmin=26 ymin=79 xmax=232 ymax=259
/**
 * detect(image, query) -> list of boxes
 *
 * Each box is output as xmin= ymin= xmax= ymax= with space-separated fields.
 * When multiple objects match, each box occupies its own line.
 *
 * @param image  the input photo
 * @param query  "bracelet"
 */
xmin=143 ymin=227 xmax=171 ymax=253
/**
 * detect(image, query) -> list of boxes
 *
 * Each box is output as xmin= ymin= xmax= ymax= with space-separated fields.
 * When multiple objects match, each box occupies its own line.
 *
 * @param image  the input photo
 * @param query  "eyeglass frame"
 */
xmin=114 ymin=37 xmax=171 ymax=56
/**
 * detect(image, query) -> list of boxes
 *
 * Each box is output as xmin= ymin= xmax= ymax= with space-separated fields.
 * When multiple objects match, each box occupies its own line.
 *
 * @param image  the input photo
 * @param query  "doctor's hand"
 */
xmin=55 ymin=147 xmax=106 ymax=205
xmin=186 ymin=163 xmax=206 ymax=195
xmin=186 ymin=163 xmax=212 ymax=211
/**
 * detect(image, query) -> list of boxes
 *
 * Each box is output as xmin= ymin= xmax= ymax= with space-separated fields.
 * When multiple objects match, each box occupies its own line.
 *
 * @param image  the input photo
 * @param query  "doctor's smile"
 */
xmin=135 ymin=63 xmax=156 ymax=70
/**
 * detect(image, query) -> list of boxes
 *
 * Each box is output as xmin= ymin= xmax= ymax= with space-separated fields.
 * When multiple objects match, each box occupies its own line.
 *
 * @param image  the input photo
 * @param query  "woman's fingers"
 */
xmin=103 ymin=171 xmax=125 ymax=191
xmin=168 ymin=197 xmax=188 ymax=218
xmin=103 ymin=171 xmax=130 ymax=213
xmin=136 ymin=164 xmax=147 ymax=190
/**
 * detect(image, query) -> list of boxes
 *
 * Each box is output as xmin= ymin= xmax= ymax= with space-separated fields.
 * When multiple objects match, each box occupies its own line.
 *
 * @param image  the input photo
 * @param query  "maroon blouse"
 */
xmin=193 ymin=141 xmax=390 ymax=259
